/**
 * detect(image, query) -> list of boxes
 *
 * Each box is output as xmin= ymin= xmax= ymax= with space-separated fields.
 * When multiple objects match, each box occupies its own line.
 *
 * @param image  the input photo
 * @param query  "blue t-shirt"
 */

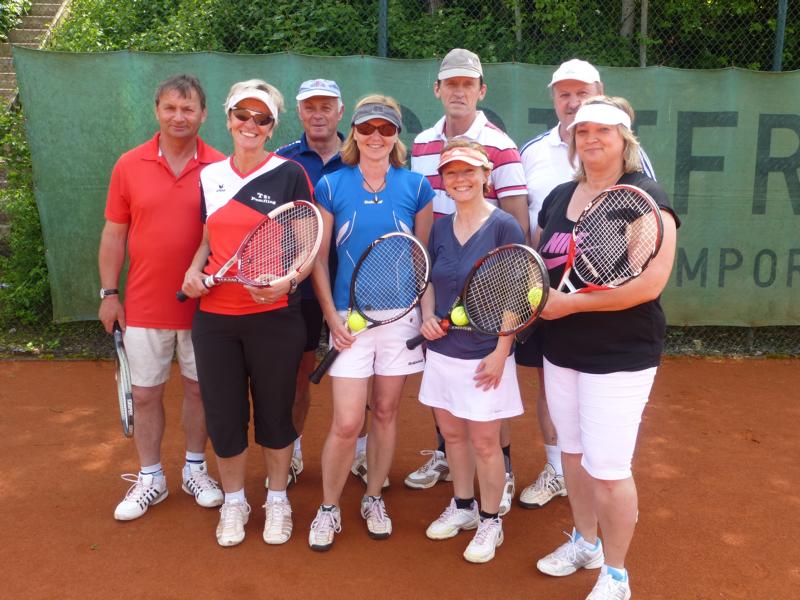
xmin=276 ymin=133 xmax=345 ymax=300
xmin=427 ymin=209 xmax=525 ymax=360
xmin=316 ymin=165 xmax=434 ymax=310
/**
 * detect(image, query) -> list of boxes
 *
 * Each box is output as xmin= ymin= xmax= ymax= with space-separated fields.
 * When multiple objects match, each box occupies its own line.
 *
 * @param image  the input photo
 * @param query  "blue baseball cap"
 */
xmin=296 ymin=79 xmax=342 ymax=101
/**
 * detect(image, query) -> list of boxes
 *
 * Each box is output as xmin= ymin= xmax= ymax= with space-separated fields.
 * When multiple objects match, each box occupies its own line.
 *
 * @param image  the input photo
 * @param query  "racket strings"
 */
xmin=239 ymin=205 xmax=320 ymax=285
xmin=573 ymin=190 xmax=660 ymax=287
xmin=464 ymin=248 xmax=546 ymax=334
xmin=354 ymin=236 xmax=428 ymax=323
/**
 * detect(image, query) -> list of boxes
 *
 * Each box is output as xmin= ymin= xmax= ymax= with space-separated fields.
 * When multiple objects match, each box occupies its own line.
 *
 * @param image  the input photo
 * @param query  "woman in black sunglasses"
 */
xmin=308 ymin=94 xmax=434 ymax=550
xmin=182 ymin=79 xmax=314 ymax=548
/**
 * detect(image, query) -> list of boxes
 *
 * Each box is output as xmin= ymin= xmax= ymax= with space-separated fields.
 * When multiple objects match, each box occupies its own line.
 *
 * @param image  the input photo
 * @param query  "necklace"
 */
xmin=358 ymin=165 xmax=388 ymax=204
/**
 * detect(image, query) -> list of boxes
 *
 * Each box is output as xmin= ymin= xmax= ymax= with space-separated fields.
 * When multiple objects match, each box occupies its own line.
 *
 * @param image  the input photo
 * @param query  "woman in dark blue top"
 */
xmin=417 ymin=140 xmax=525 ymax=564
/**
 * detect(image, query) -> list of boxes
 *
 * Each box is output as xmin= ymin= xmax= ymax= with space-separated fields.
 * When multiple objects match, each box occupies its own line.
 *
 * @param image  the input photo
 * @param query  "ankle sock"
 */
xmin=140 ymin=463 xmax=163 ymax=477
xmin=479 ymin=510 xmax=499 ymax=521
xmin=603 ymin=565 xmax=628 ymax=582
xmin=544 ymin=444 xmax=562 ymax=475
xmin=454 ymin=497 xmax=475 ymax=510
xmin=267 ymin=489 xmax=288 ymax=502
xmin=355 ymin=435 xmax=368 ymax=456
xmin=224 ymin=488 xmax=246 ymax=504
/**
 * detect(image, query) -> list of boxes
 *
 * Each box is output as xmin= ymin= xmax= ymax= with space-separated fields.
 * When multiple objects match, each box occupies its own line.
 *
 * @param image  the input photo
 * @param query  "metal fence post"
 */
xmin=378 ymin=0 xmax=388 ymax=58
xmin=639 ymin=0 xmax=649 ymax=68
xmin=773 ymin=0 xmax=787 ymax=71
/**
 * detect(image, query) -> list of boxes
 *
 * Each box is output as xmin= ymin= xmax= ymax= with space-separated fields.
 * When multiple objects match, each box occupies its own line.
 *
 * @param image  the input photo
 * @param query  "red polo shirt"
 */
xmin=105 ymin=133 xmax=225 ymax=328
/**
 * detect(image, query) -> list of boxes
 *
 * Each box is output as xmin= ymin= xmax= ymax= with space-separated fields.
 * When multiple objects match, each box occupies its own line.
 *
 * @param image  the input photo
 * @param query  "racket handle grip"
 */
xmin=406 ymin=333 xmax=426 ymax=350
xmin=309 ymin=347 xmax=340 ymax=384
xmin=176 ymin=290 xmax=189 ymax=302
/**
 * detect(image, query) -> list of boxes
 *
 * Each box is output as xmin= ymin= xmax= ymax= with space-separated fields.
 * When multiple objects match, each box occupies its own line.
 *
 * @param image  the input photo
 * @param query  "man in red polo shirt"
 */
xmin=98 ymin=74 xmax=225 ymax=521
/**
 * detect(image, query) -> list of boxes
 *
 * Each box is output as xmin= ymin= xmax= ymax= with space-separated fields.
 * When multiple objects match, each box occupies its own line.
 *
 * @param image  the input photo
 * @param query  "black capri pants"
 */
xmin=192 ymin=305 xmax=306 ymax=458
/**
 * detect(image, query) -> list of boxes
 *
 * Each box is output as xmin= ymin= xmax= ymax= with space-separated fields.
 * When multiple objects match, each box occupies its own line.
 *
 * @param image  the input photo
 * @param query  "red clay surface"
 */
xmin=1 ymin=357 xmax=798 ymax=599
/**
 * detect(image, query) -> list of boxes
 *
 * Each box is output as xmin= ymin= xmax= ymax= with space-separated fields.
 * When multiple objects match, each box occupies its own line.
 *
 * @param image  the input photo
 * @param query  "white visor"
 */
xmin=567 ymin=103 xmax=631 ymax=131
xmin=225 ymin=89 xmax=278 ymax=121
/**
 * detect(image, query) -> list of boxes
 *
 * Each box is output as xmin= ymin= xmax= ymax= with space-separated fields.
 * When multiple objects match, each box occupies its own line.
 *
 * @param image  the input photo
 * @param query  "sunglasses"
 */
xmin=230 ymin=107 xmax=275 ymax=127
xmin=354 ymin=122 xmax=398 ymax=137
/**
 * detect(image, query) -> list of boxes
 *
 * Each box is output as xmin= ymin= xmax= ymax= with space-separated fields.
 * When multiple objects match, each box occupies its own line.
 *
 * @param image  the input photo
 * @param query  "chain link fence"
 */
xmin=47 ymin=0 xmax=799 ymax=71
xmin=2 ymin=0 xmax=799 ymax=357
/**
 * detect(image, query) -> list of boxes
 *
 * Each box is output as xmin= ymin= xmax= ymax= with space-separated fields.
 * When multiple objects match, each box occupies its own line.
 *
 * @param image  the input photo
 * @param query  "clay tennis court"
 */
xmin=1 ymin=357 xmax=797 ymax=599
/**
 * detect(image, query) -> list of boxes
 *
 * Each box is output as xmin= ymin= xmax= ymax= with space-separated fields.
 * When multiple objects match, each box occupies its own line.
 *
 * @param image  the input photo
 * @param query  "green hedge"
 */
xmin=0 ymin=0 xmax=31 ymax=42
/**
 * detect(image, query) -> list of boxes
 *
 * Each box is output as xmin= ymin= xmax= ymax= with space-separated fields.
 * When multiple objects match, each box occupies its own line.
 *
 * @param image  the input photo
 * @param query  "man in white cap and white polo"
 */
xmin=515 ymin=58 xmax=656 ymax=512
xmin=408 ymin=48 xmax=529 ymax=517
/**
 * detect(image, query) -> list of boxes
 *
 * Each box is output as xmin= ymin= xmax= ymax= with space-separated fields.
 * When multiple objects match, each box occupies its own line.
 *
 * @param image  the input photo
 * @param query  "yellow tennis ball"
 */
xmin=528 ymin=287 xmax=543 ymax=307
xmin=347 ymin=312 xmax=367 ymax=332
xmin=451 ymin=305 xmax=469 ymax=326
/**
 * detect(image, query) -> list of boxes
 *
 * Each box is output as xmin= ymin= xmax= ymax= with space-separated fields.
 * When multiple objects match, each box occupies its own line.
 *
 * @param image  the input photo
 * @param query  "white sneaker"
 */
xmin=265 ymin=454 xmax=304 ymax=489
xmin=587 ymin=570 xmax=632 ymax=600
xmin=463 ymin=518 xmax=504 ymax=563
xmin=360 ymin=495 xmax=392 ymax=539
xmin=114 ymin=473 xmax=168 ymax=521
xmin=216 ymin=500 xmax=251 ymax=547
xmin=262 ymin=497 xmax=293 ymax=545
xmin=519 ymin=463 xmax=567 ymax=509
xmin=425 ymin=498 xmax=479 ymax=540
xmin=182 ymin=462 xmax=223 ymax=508
xmin=403 ymin=449 xmax=452 ymax=489
xmin=498 ymin=471 xmax=515 ymax=516
xmin=537 ymin=529 xmax=604 ymax=576
xmin=350 ymin=451 xmax=389 ymax=489
xmin=308 ymin=505 xmax=342 ymax=552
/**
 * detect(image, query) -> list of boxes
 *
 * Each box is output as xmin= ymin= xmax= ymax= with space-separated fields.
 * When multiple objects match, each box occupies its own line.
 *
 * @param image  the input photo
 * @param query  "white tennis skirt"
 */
xmin=419 ymin=349 xmax=523 ymax=422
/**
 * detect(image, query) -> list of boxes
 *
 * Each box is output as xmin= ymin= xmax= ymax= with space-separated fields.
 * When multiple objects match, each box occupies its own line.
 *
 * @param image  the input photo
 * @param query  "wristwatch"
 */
xmin=99 ymin=288 xmax=119 ymax=299
xmin=288 ymin=278 xmax=298 ymax=294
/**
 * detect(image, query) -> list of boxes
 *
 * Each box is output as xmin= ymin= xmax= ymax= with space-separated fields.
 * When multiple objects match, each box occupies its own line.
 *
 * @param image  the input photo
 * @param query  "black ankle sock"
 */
xmin=479 ymin=510 xmax=499 ymax=521
xmin=502 ymin=444 xmax=512 ymax=472
xmin=435 ymin=426 xmax=446 ymax=455
xmin=454 ymin=497 xmax=475 ymax=510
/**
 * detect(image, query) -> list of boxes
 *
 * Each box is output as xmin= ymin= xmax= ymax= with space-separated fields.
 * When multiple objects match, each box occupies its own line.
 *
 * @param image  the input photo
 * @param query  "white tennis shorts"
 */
xmin=328 ymin=309 xmax=425 ymax=378
xmin=419 ymin=349 xmax=523 ymax=422
xmin=123 ymin=326 xmax=197 ymax=387
xmin=543 ymin=357 xmax=656 ymax=480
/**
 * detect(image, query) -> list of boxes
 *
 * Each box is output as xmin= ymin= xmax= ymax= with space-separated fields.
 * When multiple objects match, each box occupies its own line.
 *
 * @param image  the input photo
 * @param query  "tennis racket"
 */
xmin=557 ymin=184 xmax=663 ymax=293
xmin=309 ymin=231 xmax=431 ymax=384
xmin=406 ymin=244 xmax=549 ymax=349
xmin=113 ymin=321 xmax=134 ymax=438
xmin=176 ymin=200 xmax=322 ymax=301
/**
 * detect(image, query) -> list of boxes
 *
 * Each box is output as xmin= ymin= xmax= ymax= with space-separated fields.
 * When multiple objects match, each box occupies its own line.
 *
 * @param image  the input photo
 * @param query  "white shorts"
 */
xmin=419 ymin=350 xmax=523 ymax=422
xmin=328 ymin=309 xmax=425 ymax=378
xmin=543 ymin=357 xmax=656 ymax=480
xmin=123 ymin=327 xmax=197 ymax=387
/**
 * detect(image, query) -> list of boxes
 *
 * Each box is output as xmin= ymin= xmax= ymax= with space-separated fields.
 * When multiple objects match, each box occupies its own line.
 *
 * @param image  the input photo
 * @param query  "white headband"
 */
xmin=567 ymin=103 xmax=631 ymax=131
xmin=225 ymin=89 xmax=279 ymax=121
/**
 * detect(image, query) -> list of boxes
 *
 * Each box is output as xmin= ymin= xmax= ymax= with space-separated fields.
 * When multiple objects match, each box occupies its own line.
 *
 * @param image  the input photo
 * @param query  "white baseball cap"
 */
xmin=296 ymin=79 xmax=341 ymax=101
xmin=549 ymin=59 xmax=601 ymax=87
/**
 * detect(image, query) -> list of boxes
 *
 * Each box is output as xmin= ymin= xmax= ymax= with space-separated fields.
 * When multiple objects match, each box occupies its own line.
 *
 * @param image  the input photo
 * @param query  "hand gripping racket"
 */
xmin=113 ymin=321 xmax=134 ymax=438
xmin=309 ymin=231 xmax=431 ymax=384
xmin=176 ymin=200 xmax=322 ymax=301
xmin=406 ymin=244 xmax=549 ymax=349
xmin=558 ymin=184 xmax=663 ymax=293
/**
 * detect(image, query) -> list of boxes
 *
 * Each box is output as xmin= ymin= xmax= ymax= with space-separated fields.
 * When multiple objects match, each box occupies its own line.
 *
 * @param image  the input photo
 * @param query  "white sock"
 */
xmin=544 ymin=444 xmax=563 ymax=475
xmin=140 ymin=463 xmax=163 ymax=477
xmin=185 ymin=451 xmax=205 ymax=463
xmin=355 ymin=434 xmax=368 ymax=456
xmin=224 ymin=488 xmax=246 ymax=504
xmin=267 ymin=489 xmax=288 ymax=503
xmin=293 ymin=436 xmax=302 ymax=456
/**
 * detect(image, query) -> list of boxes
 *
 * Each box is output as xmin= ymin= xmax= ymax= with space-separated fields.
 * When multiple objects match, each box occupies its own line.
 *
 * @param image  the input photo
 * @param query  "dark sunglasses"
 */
xmin=354 ymin=122 xmax=398 ymax=137
xmin=230 ymin=107 xmax=275 ymax=127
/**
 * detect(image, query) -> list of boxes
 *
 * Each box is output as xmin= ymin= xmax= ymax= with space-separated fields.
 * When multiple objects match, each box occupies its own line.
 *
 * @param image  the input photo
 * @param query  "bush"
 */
xmin=0 ymin=106 xmax=50 ymax=326
xmin=0 ymin=0 xmax=31 ymax=42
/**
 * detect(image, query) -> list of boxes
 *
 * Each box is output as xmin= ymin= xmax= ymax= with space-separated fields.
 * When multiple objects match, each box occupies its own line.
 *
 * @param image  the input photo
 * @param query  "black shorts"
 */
xmin=300 ymin=297 xmax=324 ymax=353
xmin=192 ymin=306 xmax=305 ymax=457
xmin=515 ymin=324 xmax=544 ymax=368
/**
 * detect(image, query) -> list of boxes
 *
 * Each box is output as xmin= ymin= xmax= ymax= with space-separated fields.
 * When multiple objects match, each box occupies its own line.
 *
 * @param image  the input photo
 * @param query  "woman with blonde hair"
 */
xmin=534 ymin=96 xmax=679 ymax=599
xmin=182 ymin=79 xmax=313 ymax=548
xmin=308 ymin=94 xmax=434 ymax=550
